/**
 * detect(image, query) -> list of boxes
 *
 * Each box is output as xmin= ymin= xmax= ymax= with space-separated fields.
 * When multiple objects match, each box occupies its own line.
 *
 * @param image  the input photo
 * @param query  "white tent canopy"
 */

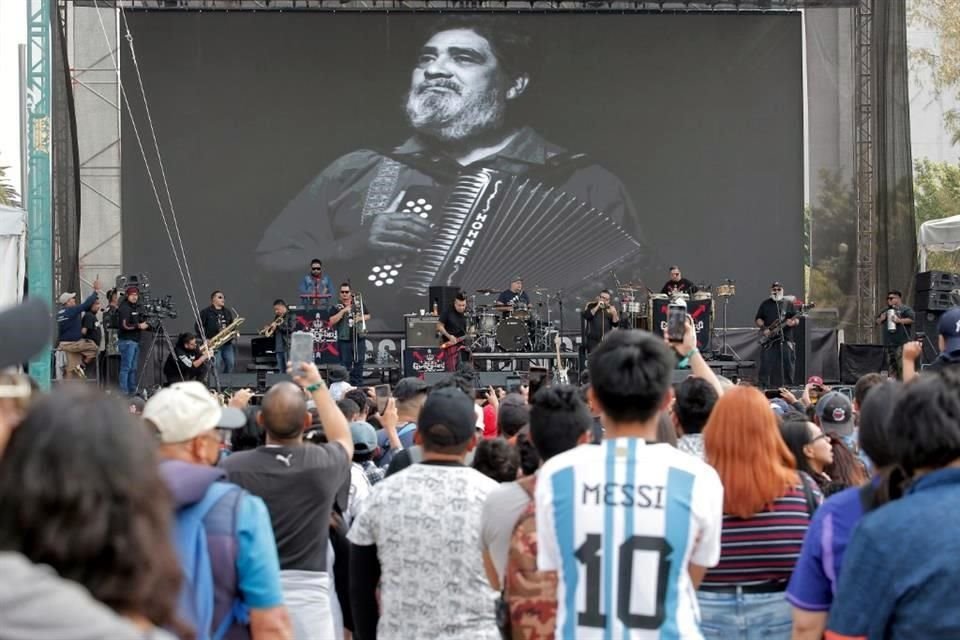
xmin=0 ymin=204 xmax=27 ymax=311
xmin=919 ymin=215 xmax=960 ymax=271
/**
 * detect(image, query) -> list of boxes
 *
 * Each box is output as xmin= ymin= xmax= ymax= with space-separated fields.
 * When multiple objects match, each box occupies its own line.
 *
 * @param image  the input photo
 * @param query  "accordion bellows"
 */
xmin=395 ymin=168 xmax=643 ymax=293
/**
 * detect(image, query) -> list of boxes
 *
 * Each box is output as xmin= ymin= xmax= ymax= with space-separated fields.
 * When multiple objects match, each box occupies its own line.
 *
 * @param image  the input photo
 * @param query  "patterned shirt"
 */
xmin=360 ymin=459 xmax=385 ymax=486
xmin=677 ymin=434 xmax=705 ymax=461
xmin=347 ymin=462 xmax=500 ymax=640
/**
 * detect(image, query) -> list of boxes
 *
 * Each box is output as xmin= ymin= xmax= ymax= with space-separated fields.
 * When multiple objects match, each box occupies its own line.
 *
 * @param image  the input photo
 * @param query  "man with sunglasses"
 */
xmin=198 ymin=290 xmax=238 ymax=374
xmin=299 ymin=259 xmax=334 ymax=310
xmin=875 ymin=289 xmax=914 ymax=379
xmin=756 ymin=281 xmax=799 ymax=388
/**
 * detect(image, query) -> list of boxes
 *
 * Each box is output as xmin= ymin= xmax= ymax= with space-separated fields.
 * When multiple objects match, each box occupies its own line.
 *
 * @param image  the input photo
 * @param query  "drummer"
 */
xmin=495 ymin=277 xmax=530 ymax=315
xmin=660 ymin=265 xmax=698 ymax=297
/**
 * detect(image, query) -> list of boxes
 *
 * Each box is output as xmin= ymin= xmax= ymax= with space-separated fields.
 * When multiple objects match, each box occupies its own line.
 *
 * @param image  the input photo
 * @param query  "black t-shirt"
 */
xmin=496 ymin=290 xmax=530 ymax=307
xmin=221 ymin=443 xmax=350 ymax=572
xmin=880 ymin=305 xmax=915 ymax=347
xmin=198 ymin=306 xmax=235 ymax=344
xmin=163 ymin=345 xmax=205 ymax=384
xmin=117 ymin=301 xmax=143 ymax=341
xmin=755 ymin=298 xmax=797 ymax=342
xmin=661 ymin=278 xmax=698 ymax=296
xmin=81 ymin=312 xmax=102 ymax=346
xmin=439 ymin=307 xmax=467 ymax=339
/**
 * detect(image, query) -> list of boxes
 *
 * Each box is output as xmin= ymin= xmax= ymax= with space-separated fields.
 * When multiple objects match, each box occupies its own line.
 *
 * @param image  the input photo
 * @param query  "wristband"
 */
xmin=305 ymin=381 xmax=326 ymax=393
xmin=677 ymin=347 xmax=698 ymax=370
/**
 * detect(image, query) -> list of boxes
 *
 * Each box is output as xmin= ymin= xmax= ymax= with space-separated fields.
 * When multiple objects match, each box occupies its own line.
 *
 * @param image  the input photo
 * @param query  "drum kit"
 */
xmin=464 ymin=287 xmax=561 ymax=353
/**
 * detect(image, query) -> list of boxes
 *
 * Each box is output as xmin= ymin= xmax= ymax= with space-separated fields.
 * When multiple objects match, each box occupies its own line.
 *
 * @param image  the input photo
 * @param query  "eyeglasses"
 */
xmin=811 ymin=433 xmax=830 ymax=444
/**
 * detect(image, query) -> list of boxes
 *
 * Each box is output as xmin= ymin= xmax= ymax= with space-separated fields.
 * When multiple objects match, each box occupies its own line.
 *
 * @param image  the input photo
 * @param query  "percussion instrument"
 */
xmin=649 ymin=293 xmax=669 ymax=302
xmin=496 ymin=317 xmax=530 ymax=352
xmin=510 ymin=302 xmax=532 ymax=321
xmin=717 ymin=282 xmax=736 ymax=298
xmin=475 ymin=312 xmax=498 ymax=335
xmin=693 ymin=292 xmax=713 ymax=301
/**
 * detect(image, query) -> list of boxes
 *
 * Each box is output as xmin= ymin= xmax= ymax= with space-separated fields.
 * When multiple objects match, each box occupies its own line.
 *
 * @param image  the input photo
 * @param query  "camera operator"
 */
xmin=163 ymin=332 xmax=211 ymax=386
xmin=117 ymin=286 xmax=149 ymax=395
xmin=582 ymin=289 xmax=619 ymax=354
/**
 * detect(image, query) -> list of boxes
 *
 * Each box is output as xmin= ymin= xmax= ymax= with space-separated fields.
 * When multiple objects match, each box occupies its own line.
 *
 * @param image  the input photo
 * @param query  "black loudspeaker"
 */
xmin=914 ymin=270 xmax=960 ymax=292
xmin=794 ymin=316 xmax=812 ymax=382
xmin=219 ymin=373 xmax=258 ymax=389
xmin=405 ymin=315 xmax=439 ymax=348
xmin=839 ymin=344 xmax=885 ymax=384
xmin=429 ymin=286 xmax=462 ymax=316
xmin=914 ymin=289 xmax=959 ymax=312
xmin=916 ymin=310 xmax=945 ymax=363
xmin=265 ymin=372 xmax=294 ymax=387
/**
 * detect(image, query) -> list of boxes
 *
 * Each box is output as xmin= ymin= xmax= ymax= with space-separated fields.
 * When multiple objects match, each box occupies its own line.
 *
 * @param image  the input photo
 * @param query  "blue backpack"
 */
xmin=174 ymin=482 xmax=249 ymax=640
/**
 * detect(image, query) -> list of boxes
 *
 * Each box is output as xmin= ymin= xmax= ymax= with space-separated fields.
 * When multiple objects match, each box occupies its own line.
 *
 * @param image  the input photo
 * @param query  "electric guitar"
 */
xmin=759 ymin=303 xmax=815 ymax=348
xmin=554 ymin=335 xmax=570 ymax=385
xmin=440 ymin=335 xmax=466 ymax=350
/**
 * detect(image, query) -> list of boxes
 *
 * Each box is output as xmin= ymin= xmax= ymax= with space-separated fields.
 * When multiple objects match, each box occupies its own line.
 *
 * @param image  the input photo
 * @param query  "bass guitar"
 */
xmin=759 ymin=303 xmax=815 ymax=348
xmin=554 ymin=335 xmax=570 ymax=385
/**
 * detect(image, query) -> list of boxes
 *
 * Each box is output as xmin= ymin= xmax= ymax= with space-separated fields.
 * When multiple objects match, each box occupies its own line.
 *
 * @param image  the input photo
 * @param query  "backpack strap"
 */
xmin=798 ymin=473 xmax=819 ymax=517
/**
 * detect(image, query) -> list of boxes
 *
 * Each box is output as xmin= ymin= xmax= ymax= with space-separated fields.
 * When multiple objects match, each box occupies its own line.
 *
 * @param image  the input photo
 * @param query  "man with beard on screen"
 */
xmin=257 ymin=16 xmax=643 ymax=326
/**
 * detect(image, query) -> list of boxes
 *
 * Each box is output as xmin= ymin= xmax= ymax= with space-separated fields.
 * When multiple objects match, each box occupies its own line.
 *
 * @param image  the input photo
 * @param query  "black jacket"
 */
xmin=197 ymin=306 xmax=236 ymax=344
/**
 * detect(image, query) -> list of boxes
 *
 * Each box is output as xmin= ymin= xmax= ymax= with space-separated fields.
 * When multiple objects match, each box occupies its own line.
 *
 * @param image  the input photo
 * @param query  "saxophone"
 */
xmin=206 ymin=316 xmax=244 ymax=351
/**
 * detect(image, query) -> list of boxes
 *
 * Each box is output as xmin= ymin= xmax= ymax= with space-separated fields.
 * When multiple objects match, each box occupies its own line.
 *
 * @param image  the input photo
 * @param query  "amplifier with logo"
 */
xmin=403 ymin=347 xmax=454 ymax=378
xmin=650 ymin=299 xmax=713 ymax=352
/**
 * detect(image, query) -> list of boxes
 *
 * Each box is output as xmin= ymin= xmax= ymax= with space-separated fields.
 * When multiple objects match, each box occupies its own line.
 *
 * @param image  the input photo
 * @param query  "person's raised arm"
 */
xmin=667 ymin=315 xmax=724 ymax=397
xmin=290 ymin=361 xmax=353 ymax=459
xmin=902 ymin=340 xmax=923 ymax=383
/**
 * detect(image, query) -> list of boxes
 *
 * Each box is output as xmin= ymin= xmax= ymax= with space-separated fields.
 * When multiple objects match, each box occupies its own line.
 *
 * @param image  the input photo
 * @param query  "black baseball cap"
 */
xmin=393 ymin=377 xmax=430 ymax=402
xmin=417 ymin=387 xmax=476 ymax=448
xmin=815 ymin=391 xmax=855 ymax=436
xmin=938 ymin=307 xmax=960 ymax=352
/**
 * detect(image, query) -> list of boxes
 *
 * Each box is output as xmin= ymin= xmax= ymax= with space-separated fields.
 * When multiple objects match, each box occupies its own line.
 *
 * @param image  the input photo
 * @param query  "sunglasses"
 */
xmin=887 ymin=296 xmax=896 ymax=300
xmin=312 ymin=267 xmax=323 ymax=271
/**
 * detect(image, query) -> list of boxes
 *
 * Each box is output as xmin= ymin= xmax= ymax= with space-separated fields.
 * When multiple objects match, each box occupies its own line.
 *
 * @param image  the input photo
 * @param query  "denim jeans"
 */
xmin=697 ymin=589 xmax=792 ymax=640
xmin=215 ymin=342 xmax=236 ymax=374
xmin=275 ymin=350 xmax=288 ymax=374
xmin=337 ymin=339 xmax=366 ymax=385
xmin=117 ymin=339 xmax=140 ymax=395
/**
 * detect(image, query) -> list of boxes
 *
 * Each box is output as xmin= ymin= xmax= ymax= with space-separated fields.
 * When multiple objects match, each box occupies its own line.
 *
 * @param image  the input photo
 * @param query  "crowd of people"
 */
xmin=2 ymin=296 xmax=960 ymax=640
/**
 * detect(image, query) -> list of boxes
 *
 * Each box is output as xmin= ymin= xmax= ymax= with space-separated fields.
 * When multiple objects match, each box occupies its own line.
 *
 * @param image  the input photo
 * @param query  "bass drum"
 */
xmin=496 ymin=317 xmax=530 ymax=352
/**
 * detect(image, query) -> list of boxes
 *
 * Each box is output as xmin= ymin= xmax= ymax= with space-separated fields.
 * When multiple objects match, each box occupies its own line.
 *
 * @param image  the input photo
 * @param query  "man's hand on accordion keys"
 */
xmin=368 ymin=210 xmax=433 ymax=254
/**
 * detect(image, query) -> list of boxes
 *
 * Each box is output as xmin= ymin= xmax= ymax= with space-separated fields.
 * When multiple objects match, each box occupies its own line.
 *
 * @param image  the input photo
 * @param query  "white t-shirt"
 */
xmin=536 ymin=439 xmax=724 ymax=640
xmin=347 ymin=462 xmax=500 ymax=640
xmin=480 ymin=480 xmax=532 ymax=585
xmin=345 ymin=462 xmax=372 ymax=527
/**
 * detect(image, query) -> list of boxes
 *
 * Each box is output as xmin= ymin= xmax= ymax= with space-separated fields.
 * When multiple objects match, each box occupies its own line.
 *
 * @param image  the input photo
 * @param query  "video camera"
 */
xmin=140 ymin=293 xmax=178 ymax=321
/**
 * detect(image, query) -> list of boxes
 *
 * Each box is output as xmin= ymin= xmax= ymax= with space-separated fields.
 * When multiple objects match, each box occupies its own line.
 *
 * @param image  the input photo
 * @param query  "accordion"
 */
xmin=364 ymin=169 xmax=643 ymax=294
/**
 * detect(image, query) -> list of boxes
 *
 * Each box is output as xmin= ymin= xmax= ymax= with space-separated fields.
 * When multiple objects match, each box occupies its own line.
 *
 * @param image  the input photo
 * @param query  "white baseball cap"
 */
xmin=58 ymin=292 xmax=76 ymax=304
xmin=143 ymin=381 xmax=247 ymax=444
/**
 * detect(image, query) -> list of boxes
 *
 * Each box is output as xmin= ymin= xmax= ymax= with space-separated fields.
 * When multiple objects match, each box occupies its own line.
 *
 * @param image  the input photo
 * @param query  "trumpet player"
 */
xmin=330 ymin=282 xmax=371 ymax=385
xmin=261 ymin=298 xmax=295 ymax=373
xmin=197 ymin=290 xmax=237 ymax=374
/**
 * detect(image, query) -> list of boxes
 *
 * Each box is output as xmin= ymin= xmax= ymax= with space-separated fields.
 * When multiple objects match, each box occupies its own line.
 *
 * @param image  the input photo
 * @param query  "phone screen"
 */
xmin=667 ymin=304 xmax=686 ymax=343
xmin=289 ymin=332 xmax=314 ymax=372
xmin=374 ymin=384 xmax=391 ymax=414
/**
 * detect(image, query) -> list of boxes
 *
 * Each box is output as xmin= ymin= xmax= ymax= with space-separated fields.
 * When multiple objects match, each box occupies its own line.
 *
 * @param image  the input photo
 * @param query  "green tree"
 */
xmin=910 ymin=0 xmax=960 ymax=144
xmin=0 ymin=165 xmax=20 ymax=208
xmin=914 ymin=157 xmax=960 ymax=270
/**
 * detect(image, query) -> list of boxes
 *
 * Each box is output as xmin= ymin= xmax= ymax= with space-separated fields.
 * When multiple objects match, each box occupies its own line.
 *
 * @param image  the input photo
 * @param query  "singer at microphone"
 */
xmin=582 ymin=289 xmax=620 ymax=354
xmin=875 ymin=289 xmax=914 ymax=380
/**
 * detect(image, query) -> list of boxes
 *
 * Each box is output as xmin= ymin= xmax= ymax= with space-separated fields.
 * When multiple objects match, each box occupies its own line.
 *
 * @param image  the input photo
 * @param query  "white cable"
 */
xmin=90 ymin=1 xmax=210 ymax=342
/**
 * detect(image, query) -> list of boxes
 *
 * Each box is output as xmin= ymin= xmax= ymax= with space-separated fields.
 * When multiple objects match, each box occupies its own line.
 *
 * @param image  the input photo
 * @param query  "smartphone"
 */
xmin=289 ymin=331 xmax=314 ymax=372
xmin=667 ymin=301 xmax=687 ymax=343
xmin=374 ymin=384 xmax=391 ymax=414
xmin=764 ymin=389 xmax=782 ymax=399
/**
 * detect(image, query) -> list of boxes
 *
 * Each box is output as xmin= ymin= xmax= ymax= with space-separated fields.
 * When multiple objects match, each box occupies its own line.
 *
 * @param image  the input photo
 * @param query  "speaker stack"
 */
xmin=914 ymin=271 xmax=960 ymax=362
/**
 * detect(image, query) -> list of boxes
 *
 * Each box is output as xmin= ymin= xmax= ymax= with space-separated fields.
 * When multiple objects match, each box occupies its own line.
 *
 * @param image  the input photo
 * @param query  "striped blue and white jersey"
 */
xmin=536 ymin=438 xmax=724 ymax=639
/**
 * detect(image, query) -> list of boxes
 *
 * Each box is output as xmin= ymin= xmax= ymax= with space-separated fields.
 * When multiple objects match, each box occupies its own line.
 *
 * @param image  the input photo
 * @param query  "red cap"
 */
xmin=807 ymin=375 xmax=824 ymax=386
xmin=125 ymin=286 xmax=139 ymax=295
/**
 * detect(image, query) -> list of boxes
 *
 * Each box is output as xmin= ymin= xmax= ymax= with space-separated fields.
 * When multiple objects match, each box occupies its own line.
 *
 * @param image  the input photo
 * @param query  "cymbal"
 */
xmin=475 ymin=288 xmax=497 ymax=294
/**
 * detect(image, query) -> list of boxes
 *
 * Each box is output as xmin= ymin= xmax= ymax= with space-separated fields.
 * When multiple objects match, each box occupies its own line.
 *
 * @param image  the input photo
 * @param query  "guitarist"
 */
xmin=755 ymin=281 xmax=799 ymax=387
xmin=438 ymin=293 xmax=470 ymax=369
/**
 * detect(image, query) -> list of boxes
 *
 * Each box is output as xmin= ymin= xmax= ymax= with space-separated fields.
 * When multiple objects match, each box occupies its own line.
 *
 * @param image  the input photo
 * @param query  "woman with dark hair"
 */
xmin=823 ymin=436 xmax=869 ymax=495
xmin=779 ymin=418 xmax=833 ymax=495
xmin=827 ymin=371 xmax=960 ymax=639
xmin=787 ymin=380 xmax=903 ymax=638
xmin=697 ymin=386 xmax=813 ymax=639
xmin=0 ymin=386 xmax=187 ymax=638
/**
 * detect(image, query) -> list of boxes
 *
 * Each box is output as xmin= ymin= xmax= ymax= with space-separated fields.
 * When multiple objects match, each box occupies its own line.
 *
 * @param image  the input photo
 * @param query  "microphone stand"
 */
xmin=775 ymin=300 xmax=788 ymax=387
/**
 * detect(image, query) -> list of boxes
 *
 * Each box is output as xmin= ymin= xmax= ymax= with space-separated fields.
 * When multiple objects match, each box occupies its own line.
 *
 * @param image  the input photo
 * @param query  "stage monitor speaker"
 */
xmin=219 ymin=373 xmax=257 ymax=389
xmin=839 ymin=344 xmax=885 ymax=384
xmin=405 ymin=315 xmax=439 ymax=348
xmin=265 ymin=372 xmax=293 ymax=387
xmin=429 ymin=286 xmax=462 ymax=316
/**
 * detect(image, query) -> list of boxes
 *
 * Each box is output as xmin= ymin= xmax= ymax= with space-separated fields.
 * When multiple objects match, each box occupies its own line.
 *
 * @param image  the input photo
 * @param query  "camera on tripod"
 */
xmin=141 ymin=293 xmax=178 ymax=321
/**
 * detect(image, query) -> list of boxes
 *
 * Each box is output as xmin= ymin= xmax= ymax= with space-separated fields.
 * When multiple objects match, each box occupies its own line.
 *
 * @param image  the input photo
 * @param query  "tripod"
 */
xmin=136 ymin=319 xmax=179 ymax=396
xmin=715 ymin=295 xmax=741 ymax=361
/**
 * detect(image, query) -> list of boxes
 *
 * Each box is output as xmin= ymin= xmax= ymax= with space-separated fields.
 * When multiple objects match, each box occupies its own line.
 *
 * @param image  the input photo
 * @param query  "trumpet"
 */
xmin=259 ymin=313 xmax=287 ymax=337
xmin=205 ymin=316 xmax=244 ymax=352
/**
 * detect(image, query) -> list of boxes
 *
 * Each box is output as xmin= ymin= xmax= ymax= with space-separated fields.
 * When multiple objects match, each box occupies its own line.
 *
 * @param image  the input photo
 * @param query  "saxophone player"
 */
xmin=330 ymin=283 xmax=371 ymax=385
xmin=197 ymin=290 xmax=238 ymax=374
xmin=261 ymin=299 xmax=295 ymax=373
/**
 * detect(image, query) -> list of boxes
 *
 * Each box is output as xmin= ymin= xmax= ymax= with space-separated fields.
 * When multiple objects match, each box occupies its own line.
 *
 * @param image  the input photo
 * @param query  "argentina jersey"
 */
xmin=536 ymin=438 xmax=724 ymax=639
